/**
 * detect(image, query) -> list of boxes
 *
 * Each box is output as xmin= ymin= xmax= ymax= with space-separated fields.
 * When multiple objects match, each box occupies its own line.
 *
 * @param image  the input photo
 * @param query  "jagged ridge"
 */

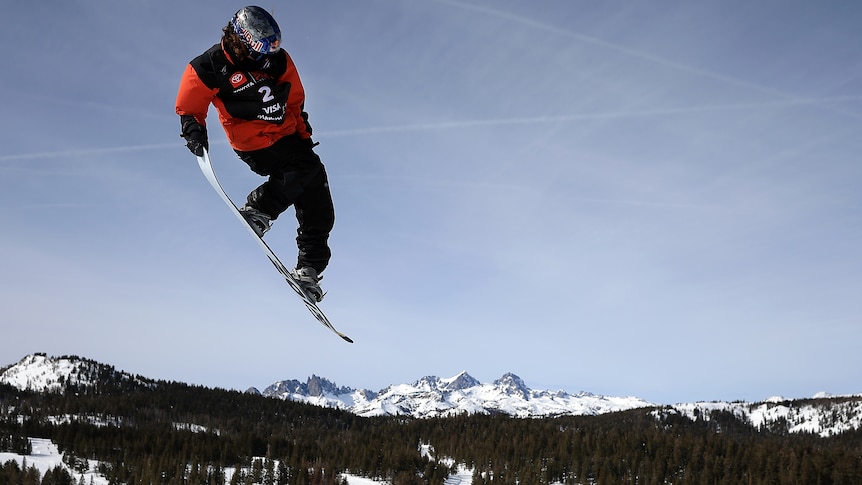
xmin=253 ymin=370 xmax=653 ymax=418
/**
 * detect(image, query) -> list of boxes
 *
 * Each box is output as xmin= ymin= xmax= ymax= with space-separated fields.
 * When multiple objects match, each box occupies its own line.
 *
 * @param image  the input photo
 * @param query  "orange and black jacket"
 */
xmin=176 ymin=43 xmax=312 ymax=152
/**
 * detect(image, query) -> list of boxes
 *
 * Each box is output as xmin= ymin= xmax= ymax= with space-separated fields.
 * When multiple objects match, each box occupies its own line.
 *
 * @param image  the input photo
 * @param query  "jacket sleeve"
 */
xmin=175 ymin=63 xmax=217 ymax=126
xmin=281 ymin=53 xmax=312 ymax=139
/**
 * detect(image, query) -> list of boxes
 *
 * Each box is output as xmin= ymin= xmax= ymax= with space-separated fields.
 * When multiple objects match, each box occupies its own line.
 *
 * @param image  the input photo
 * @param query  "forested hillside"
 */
xmin=2 ymin=376 xmax=862 ymax=484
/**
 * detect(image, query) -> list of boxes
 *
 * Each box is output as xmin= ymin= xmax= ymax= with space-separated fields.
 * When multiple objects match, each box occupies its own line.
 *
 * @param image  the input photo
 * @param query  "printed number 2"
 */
xmin=259 ymin=86 xmax=274 ymax=102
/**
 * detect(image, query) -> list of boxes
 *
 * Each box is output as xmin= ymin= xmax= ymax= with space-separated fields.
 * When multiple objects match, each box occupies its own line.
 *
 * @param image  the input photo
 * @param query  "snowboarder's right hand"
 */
xmin=180 ymin=115 xmax=209 ymax=157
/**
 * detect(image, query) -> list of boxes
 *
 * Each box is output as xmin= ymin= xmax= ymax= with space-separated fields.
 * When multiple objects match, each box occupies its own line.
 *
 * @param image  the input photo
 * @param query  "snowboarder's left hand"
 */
xmin=180 ymin=115 xmax=209 ymax=157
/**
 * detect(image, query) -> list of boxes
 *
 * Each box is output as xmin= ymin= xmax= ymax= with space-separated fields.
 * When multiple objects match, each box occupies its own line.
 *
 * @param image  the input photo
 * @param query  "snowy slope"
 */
xmin=0 ymin=354 xmax=84 ymax=392
xmin=665 ymin=397 xmax=862 ymax=438
xmin=0 ymin=438 xmax=109 ymax=485
xmin=0 ymin=437 xmax=375 ymax=485
xmin=0 ymin=353 xmax=148 ymax=393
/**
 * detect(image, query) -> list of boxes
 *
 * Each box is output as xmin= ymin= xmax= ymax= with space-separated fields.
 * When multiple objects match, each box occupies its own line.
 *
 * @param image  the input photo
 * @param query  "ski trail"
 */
xmin=0 ymin=438 xmax=110 ymax=484
xmin=442 ymin=463 xmax=475 ymax=485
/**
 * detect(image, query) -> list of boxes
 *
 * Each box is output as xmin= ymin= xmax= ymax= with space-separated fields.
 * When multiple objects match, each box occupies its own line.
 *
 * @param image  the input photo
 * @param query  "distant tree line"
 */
xmin=1 ymin=377 xmax=861 ymax=484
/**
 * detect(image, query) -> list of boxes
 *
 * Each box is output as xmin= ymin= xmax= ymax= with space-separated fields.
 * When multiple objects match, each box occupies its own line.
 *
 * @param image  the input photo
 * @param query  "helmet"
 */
xmin=231 ymin=6 xmax=282 ymax=60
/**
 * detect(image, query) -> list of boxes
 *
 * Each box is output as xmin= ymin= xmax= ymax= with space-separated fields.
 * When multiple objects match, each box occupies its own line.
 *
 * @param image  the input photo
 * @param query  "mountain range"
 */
xmin=3 ymin=353 xmax=862 ymax=437
xmin=249 ymin=371 xmax=653 ymax=418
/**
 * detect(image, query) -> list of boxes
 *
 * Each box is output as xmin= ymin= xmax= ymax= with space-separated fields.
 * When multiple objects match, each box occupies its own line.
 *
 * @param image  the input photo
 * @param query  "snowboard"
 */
xmin=196 ymin=148 xmax=353 ymax=343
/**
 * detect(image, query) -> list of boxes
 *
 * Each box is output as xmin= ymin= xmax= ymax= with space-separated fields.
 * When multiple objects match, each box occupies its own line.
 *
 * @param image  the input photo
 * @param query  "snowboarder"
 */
xmin=176 ymin=6 xmax=334 ymax=302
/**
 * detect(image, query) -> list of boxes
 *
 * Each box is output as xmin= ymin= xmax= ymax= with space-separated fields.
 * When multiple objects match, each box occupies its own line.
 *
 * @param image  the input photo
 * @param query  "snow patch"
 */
xmin=0 ymin=438 xmax=109 ymax=485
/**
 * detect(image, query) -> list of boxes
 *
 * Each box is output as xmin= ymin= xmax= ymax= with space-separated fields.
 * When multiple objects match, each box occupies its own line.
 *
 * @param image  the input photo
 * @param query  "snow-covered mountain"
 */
xmin=659 ymin=397 xmax=862 ymax=438
xmin=249 ymin=371 xmax=862 ymax=438
xmin=3 ymin=354 xmax=862 ymax=437
xmin=0 ymin=353 xmax=151 ymax=393
xmin=252 ymin=371 xmax=653 ymax=418
xmin=0 ymin=353 xmax=83 ymax=392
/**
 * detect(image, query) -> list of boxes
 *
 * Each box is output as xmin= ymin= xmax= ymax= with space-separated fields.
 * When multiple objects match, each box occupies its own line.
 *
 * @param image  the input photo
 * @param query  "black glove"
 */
xmin=180 ymin=115 xmax=209 ymax=157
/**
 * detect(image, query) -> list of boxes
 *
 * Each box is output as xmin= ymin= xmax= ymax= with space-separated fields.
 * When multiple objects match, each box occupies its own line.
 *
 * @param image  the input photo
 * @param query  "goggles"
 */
xmin=246 ymin=34 xmax=281 ymax=60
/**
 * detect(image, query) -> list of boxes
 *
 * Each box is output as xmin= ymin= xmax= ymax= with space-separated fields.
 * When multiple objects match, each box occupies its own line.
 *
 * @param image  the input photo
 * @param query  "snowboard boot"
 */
xmin=291 ymin=266 xmax=324 ymax=302
xmin=239 ymin=204 xmax=271 ymax=237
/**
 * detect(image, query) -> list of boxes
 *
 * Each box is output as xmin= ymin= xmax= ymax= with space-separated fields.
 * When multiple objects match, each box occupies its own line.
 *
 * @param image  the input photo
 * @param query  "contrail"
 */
xmin=0 ymin=142 xmax=182 ymax=162
xmin=324 ymin=96 xmax=862 ymax=137
xmin=430 ymin=0 xmax=862 ymax=122
xmin=0 ymin=140 xmax=231 ymax=163
xmin=2 ymin=96 xmax=857 ymax=161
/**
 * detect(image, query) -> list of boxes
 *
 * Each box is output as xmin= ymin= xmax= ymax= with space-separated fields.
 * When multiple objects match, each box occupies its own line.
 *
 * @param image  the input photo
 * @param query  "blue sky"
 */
xmin=1 ymin=0 xmax=860 ymax=404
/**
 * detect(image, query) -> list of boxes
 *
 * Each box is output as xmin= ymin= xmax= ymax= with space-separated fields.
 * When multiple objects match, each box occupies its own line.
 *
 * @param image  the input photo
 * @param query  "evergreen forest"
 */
xmin=1 ymin=369 xmax=861 ymax=485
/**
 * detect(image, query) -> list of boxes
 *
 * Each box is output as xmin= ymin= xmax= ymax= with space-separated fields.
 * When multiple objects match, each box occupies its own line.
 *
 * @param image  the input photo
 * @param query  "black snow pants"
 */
xmin=235 ymin=134 xmax=334 ymax=274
